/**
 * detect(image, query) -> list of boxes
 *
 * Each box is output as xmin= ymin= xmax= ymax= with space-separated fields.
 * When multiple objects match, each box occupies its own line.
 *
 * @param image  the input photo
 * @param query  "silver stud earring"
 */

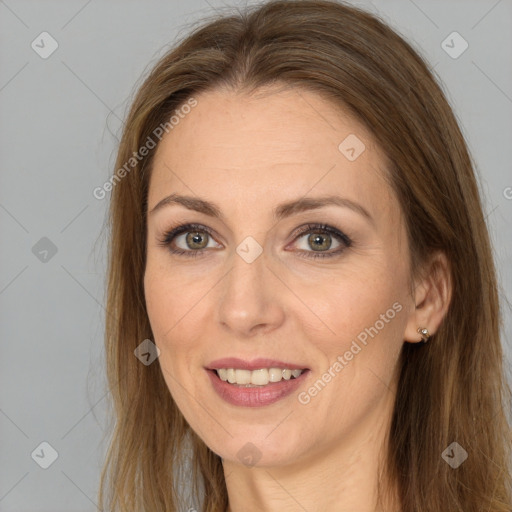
xmin=417 ymin=327 xmax=431 ymax=344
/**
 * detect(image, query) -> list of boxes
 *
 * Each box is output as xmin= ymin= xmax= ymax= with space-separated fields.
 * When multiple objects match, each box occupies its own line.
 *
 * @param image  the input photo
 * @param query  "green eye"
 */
xmin=158 ymin=222 xmax=352 ymax=260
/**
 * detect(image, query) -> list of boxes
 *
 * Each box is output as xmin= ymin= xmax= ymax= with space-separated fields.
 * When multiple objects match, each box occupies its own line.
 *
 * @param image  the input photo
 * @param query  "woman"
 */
xmin=98 ymin=1 xmax=512 ymax=510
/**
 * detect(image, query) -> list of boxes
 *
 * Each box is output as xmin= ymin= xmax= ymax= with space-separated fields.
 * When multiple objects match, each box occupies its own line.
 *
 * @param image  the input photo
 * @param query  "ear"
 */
xmin=404 ymin=251 xmax=452 ymax=343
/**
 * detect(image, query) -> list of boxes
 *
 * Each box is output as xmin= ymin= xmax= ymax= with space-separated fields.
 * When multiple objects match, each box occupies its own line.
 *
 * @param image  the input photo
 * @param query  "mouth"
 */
xmin=205 ymin=366 xmax=311 ymax=407
xmin=209 ymin=367 xmax=308 ymax=387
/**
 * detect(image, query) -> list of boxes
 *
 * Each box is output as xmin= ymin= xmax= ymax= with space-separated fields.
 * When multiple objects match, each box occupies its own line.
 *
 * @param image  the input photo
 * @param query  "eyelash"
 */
xmin=156 ymin=222 xmax=352 ymax=260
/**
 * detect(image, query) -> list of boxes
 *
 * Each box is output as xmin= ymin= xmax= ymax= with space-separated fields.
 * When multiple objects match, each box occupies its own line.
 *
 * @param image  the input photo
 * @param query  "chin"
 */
xmin=206 ymin=427 xmax=306 ymax=469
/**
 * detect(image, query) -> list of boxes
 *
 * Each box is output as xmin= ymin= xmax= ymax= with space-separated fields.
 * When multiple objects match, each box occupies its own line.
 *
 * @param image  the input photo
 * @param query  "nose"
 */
xmin=216 ymin=246 xmax=286 ymax=337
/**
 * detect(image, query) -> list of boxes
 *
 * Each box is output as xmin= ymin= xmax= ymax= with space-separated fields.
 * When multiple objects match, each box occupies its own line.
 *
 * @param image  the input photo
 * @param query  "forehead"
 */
xmin=148 ymin=85 xmax=395 ymax=221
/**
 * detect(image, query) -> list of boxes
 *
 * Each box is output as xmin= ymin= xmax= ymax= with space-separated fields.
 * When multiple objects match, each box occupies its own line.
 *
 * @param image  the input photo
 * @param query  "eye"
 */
xmin=290 ymin=223 xmax=352 ymax=259
xmin=157 ymin=223 xmax=222 ymax=257
xmin=157 ymin=222 xmax=352 ymax=260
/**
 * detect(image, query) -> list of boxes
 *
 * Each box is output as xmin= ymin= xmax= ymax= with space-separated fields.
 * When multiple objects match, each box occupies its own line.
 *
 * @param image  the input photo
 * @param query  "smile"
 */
xmin=206 ymin=368 xmax=310 ymax=407
xmin=215 ymin=368 xmax=305 ymax=386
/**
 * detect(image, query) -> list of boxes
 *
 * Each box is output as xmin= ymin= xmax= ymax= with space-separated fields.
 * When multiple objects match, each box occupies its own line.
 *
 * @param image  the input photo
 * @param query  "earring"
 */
xmin=417 ymin=327 xmax=431 ymax=344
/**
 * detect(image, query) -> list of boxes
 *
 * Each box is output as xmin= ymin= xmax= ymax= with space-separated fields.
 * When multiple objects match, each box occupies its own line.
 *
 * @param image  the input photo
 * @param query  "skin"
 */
xmin=143 ymin=85 xmax=451 ymax=512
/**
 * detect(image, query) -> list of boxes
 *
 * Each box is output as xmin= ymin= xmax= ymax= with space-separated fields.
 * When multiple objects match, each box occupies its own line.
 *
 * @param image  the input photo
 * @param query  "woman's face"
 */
xmin=144 ymin=85 xmax=416 ymax=467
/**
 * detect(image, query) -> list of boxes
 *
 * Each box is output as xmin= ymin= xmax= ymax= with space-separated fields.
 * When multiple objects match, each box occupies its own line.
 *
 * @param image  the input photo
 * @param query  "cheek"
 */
xmin=144 ymin=267 xmax=209 ymax=421
xmin=143 ymin=258 xmax=225 ymax=395
xmin=303 ymin=266 xmax=404 ymax=338
xmin=143 ymin=265 xmax=200 ymax=373
xmin=299 ymin=268 xmax=407 ymax=397
xmin=144 ymin=258 xmax=210 ymax=340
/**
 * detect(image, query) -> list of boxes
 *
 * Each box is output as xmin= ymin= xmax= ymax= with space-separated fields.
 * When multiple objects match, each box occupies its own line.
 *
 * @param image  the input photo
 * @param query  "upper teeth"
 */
xmin=216 ymin=368 xmax=304 ymax=386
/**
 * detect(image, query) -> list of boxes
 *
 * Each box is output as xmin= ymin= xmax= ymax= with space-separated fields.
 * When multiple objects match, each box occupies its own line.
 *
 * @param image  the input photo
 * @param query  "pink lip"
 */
xmin=205 ymin=357 xmax=309 ymax=371
xmin=205 ymin=368 xmax=311 ymax=407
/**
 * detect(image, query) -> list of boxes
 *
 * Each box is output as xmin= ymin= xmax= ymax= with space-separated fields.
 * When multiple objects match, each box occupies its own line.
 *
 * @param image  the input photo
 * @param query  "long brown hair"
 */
xmin=98 ymin=1 xmax=512 ymax=510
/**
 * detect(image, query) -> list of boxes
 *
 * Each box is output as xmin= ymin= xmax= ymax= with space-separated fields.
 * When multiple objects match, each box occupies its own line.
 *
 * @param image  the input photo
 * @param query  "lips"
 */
xmin=206 ymin=366 xmax=310 ymax=407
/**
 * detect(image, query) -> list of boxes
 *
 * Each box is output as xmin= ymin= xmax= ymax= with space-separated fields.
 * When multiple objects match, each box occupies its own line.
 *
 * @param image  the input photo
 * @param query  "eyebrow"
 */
xmin=148 ymin=193 xmax=373 ymax=224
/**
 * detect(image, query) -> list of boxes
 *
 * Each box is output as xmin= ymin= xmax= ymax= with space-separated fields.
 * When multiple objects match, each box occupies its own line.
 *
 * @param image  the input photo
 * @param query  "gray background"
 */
xmin=1 ymin=0 xmax=511 ymax=510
